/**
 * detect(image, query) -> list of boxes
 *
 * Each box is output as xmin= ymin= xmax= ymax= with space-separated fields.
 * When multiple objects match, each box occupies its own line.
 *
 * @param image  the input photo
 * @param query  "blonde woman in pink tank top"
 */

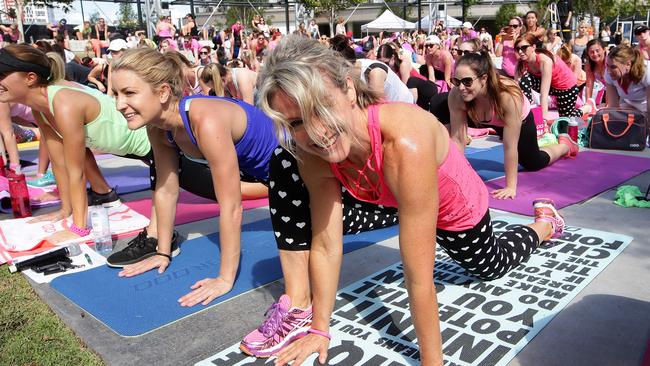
xmin=237 ymin=35 xmax=567 ymax=364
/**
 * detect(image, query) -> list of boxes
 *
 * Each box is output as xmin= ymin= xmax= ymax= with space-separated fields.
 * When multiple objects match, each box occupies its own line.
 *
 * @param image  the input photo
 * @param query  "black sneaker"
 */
xmin=88 ymin=187 xmax=121 ymax=207
xmin=106 ymin=228 xmax=180 ymax=268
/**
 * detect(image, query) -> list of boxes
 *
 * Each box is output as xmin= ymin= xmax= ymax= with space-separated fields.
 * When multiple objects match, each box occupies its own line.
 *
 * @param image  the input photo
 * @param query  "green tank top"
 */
xmin=41 ymin=84 xmax=151 ymax=157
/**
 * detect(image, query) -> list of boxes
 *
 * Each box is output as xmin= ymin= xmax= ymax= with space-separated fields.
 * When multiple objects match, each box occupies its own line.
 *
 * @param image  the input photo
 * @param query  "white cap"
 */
xmin=107 ymin=39 xmax=128 ymax=52
xmin=425 ymin=35 xmax=441 ymax=45
xmin=462 ymin=21 xmax=473 ymax=29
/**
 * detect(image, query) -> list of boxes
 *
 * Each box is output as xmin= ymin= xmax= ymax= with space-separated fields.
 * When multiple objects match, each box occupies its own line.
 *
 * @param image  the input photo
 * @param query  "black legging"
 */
xmin=406 ymin=76 xmax=438 ymax=111
xmin=268 ymin=147 xmax=540 ymax=281
xmin=427 ymin=92 xmax=551 ymax=171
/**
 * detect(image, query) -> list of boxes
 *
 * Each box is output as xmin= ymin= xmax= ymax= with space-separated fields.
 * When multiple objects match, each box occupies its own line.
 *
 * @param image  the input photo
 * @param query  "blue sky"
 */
xmin=53 ymin=0 xmax=189 ymax=25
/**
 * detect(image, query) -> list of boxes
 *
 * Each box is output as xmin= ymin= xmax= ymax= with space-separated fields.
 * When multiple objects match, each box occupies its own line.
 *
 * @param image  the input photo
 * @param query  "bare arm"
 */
xmin=367 ymin=68 xmax=388 ymax=99
xmin=53 ymin=95 xmax=89 ymax=228
xmin=119 ymin=127 xmax=180 ymax=277
xmin=585 ymin=63 xmax=595 ymax=100
xmin=383 ymin=105 xmax=442 ymax=365
xmin=605 ymin=83 xmax=619 ymax=108
xmin=443 ymin=52 xmax=453 ymax=88
xmin=87 ymin=64 xmax=106 ymax=92
xmin=237 ymin=71 xmax=256 ymax=105
xmin=448 ymin=88 xmax=469 ymax=151
xmin=538 ymin=54 xmax=553 ymax=117
xmin=0 ymin=103 xmax=20 ymax=168
xmin=494 ymin=92 xmax=522 ymax=199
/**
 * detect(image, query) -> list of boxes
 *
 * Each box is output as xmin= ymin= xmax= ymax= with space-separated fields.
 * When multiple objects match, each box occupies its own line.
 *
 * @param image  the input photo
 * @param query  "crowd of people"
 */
xmin=1 ymin=10 xmax=649 ymax=366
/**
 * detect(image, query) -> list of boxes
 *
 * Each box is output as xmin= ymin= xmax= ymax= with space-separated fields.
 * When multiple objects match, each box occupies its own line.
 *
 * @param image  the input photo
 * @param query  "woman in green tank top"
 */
xmin=0 ymin=44 xmax=152 ymax=243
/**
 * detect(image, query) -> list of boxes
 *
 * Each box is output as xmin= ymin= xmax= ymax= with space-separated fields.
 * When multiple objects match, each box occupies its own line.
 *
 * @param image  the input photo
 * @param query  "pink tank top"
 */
xmin=501 ymin=40 xmax=517 ymax=77
xmin=529 ymin=53 xmax=577 ymax=90
xmin=330 ymin=103 xmax=488 ymax=231
xmin=481 ymin=94 xmax=531 ymax=128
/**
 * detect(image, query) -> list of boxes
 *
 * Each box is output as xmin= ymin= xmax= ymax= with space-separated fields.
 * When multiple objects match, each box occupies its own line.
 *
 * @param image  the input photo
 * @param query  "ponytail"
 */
xmin=45 ymin=52 xmax=65 ymax=83
xmin=199 ymin=63 xmax=226 ymax=97
xmin=609 ymin=45 xmax=646 ymax=84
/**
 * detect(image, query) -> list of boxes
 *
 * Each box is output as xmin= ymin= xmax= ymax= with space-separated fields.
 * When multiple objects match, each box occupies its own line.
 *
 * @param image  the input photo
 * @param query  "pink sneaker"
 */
xmin=533 ymin=198 xmax=565 ymax=241
xmin=240 ymin=295 xmax=312 ymax=358
xmin=558 ymin=133 xmax=579 ymax=158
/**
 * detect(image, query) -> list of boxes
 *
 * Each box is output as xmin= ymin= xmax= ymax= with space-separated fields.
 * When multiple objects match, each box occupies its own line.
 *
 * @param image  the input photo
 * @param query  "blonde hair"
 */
xmin=199 ymin=62 xmax=227 ymax=96
xmin=111 ymin=47 xmax=186 ymax=98
xmin=257 ymin=35 xmax=380 ymax=152
xmin=2 ymin=44 xmax=64 ymax=85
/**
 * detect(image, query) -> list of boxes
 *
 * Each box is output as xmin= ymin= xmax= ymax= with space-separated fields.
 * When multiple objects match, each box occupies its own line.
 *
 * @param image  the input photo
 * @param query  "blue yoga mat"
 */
xmin=465 ymin=145 xmax=521 ymax=181
xmin=51 ymin=219 xmax=399 ymax=337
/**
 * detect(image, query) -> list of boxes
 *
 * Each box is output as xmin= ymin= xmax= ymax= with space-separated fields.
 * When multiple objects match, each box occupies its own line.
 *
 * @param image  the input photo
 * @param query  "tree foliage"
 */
xmin=495 ymin=4 xmax=519 ymax=30
xmin=224 ymin=6 xmax=267 ymax=29
xmin=302 ymin=0 xmax=365 ymax=36
xmin=29 ymin=0 xmax=75 ymax=12
xmin=118 ymin=3 xmax=138 ymax=30
xmin=537 ymin=0 xmax=650 ymax=22
xmin=89 ymin=11 xmax=101 ymax=25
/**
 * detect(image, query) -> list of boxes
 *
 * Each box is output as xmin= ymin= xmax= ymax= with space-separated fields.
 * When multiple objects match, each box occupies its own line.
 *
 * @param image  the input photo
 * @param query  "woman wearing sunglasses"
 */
xmin=247 ymin=35 xmax=565 ymax=364
xmin=198 ymin=45 xmax=213 ymax=66
xmin=423 ymin=35 xmax=453 ymax=91
xmin=495 ymin=16 xmax=522 ymax=78
xmin=515 ymin=33 xmax=583 ymax=120
xmin=447 ymin=52 xmax=578 ymax=200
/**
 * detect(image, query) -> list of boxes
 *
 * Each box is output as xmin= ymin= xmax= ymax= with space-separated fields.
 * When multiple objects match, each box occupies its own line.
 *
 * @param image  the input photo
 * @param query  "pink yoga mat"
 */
xmin=124 ymin=191 xmax=269 ymax=225
xmin=487 ymin=151 xmax=650 ymax=215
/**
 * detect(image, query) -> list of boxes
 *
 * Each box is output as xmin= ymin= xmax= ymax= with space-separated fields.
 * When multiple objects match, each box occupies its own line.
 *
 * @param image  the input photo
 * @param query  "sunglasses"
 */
xmin=508 ymin=24 xmax=520 ymax=28
xmin=450 ymin=74 xmax=484 ymax=87
xmin=200 ymin=51 xmax=209 ymax=55
xmin=426 ymin=44 xmax=436 ymax=48
xmin=456 ymin=49 xmax=473 ymax=56
xmin=514 ymin=44 xmax=531 ymax=53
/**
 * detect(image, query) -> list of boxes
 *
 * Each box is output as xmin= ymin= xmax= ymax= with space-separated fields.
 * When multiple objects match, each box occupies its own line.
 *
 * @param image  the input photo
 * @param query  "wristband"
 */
xmin=155 ymin=252 xmax=172 ymax=262
xmin=69 ymin=223 xmax=92 ymax=237
xmin=307 ymin=328 xmax=331 ymax=340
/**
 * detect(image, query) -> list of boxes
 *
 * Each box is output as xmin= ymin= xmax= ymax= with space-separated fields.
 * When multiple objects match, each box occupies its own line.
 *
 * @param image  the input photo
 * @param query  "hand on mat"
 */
xmin=119 ymin=255 xmax=170 ymax=277
xmin=491 ymin=187 xmax=517 ymax=200
xmin=27 ymin=209 xmax=68 ymax=224
xmin=46 ymin=229 xmax=83 ymax=244
xmin=32 ymin=191 xmax=60 ymax=204
xmin=274 ymin=333 xmax=329 ymax=366
xmin=178 ymin=277 xmax=233 ymax=307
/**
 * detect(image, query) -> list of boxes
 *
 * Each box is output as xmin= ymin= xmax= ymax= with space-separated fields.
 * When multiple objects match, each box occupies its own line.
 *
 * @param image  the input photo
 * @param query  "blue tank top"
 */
xmin=174 ymin=95 xmax=278 ymax=181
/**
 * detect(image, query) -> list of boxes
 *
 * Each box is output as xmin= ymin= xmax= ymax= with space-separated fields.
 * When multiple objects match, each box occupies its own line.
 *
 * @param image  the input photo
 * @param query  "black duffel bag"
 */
xmin=589 ymin=108 xmax=647 ymax=151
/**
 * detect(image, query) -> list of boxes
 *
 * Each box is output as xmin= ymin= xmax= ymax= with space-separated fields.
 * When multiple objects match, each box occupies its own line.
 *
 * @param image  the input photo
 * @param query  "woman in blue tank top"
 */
xmin=110 ymin=47 xmax=278 ymax=305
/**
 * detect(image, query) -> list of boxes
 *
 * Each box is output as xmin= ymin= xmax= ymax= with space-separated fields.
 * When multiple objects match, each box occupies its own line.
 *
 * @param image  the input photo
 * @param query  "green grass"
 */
xmin=0 ymin=265 xmax=105 ymax=366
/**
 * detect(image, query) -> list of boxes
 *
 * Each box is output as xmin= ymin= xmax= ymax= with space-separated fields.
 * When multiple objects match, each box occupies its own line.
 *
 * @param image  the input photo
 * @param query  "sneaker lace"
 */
xmin=258 ymin=301 xmax=288 ymax=337
xmin=124 ymin=231 xmax=149 ymax=252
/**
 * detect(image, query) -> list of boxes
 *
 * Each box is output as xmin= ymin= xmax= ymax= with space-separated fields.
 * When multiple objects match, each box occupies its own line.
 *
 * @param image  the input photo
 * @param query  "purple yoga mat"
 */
xmin=487 ymin=151 xmax=650 ymax=215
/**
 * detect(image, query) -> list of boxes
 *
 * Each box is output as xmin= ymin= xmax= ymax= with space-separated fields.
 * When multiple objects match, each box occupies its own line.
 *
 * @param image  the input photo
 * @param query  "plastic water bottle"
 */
xmin=7 ymin=171 xmax=31 ymax=218
xmin=568 ymin=118 xmax=580 ymax=143
xmin=90 ymin=205 xmax=113 ymax=256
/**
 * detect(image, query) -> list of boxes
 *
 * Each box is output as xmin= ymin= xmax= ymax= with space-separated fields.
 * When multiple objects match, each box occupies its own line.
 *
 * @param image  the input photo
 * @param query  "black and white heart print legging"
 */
xmin=437 ymin=211 xmax=540 ymax=280
xmin=269 ymin=147 xmax=539 ymax=281
xmin=268 ymin=147 xmax=399 ymax=251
